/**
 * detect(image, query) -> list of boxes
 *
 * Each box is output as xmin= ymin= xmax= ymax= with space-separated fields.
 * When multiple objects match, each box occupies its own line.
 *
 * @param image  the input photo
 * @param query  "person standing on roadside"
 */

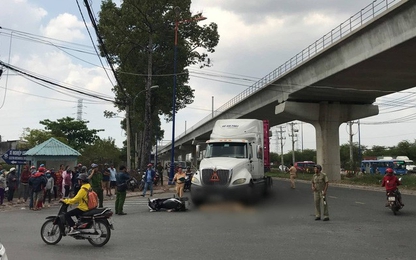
xmin=311 ymin=164 xmax=329 ymax=221
xmin=0 ymin=170 xmax=6 ymax=206
xmin=109 ymin=163 xmax=117 ymax=197
xmin=18 ymin=165 xmax=31 ymax=203
xmin=141 ymin=163 xmax=156 ymax=197
xmin=7 ymin=168 xmax=18 ymax=204
xmin=88 ymin=163 xmax=103 ymax=208
xmin=289 ymin=163 xmax=297 ymax=189
xmin=102 ymin=163 xmax=111 ymax=197
xmin=62 ymin=166 xmax=72 ymax=198
xmin=173 ymin=167 xmax=186 ymax=198
xmin=28 ymin=165 xmax=37 ymax=209
xmin=29 ymin=167 xmax=47 ymax=210
xmin=43 ymin=170 xmax=54 ymax=207
xmin=115 ymin=165 xmax=130 ymax=215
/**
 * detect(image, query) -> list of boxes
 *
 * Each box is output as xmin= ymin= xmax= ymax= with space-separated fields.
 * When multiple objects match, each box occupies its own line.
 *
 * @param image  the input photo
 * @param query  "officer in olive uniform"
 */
xmin=311 ymin=164 xmax=329 ymax=221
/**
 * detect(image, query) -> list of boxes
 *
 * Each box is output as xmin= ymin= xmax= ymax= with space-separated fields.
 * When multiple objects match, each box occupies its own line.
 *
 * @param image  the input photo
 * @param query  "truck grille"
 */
xmin=201 ymin=169 xmax=230 ymax=185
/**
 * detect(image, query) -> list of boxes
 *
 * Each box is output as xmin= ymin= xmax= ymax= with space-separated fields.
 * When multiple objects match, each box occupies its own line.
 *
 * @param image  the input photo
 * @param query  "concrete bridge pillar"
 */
xmin=276 ymin=101 xmax=378 ymax=181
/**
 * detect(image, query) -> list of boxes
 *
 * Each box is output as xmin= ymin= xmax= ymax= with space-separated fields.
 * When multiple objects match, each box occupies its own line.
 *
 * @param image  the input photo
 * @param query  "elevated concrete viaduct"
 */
xmin=159 ymin=0 xmax=416 ymax=181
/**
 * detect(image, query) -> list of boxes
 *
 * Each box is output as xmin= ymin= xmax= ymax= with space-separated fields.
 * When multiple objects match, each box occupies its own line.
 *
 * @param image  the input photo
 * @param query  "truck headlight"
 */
xmin=232 ymin=178 xmax=246 ymax=185
xmin=191 ymin=176 xmax=200 ymax=185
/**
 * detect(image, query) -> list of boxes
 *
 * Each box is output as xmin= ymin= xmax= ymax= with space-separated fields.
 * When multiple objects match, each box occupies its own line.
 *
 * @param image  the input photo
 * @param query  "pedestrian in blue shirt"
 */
xmin=141 ymin=164 xmax=156 ymax=197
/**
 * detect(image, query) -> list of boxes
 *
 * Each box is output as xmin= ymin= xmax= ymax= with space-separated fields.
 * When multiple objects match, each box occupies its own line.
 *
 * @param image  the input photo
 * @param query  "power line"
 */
xmin=0 ymin=60 xmax=115 ymax=103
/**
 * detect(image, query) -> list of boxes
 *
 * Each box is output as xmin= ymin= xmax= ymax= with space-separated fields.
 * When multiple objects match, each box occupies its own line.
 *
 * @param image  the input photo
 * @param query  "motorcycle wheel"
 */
xmin=138 ymin=183 xmax=144 ymax=192
xmin=41 ymin=219 xmax=62 ymax=245
xmin=88 ymin=219 xmax=111 ymax=247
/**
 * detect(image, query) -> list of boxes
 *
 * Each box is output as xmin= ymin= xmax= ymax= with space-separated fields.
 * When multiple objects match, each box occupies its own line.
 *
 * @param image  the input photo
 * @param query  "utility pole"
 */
xmin=277 ymin=126 xmax=286 ymax=169
xmin=288 ymin=122 xmax=298 ymax=164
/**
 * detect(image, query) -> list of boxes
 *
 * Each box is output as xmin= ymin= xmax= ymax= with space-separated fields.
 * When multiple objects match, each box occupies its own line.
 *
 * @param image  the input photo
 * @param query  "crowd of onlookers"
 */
xmin=0 ymin=163 xmax=118 ymax=210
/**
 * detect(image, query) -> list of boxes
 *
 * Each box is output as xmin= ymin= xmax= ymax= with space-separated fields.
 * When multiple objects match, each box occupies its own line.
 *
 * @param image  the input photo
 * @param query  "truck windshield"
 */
xmin=205 ymin=142 xmax=247 ymax=158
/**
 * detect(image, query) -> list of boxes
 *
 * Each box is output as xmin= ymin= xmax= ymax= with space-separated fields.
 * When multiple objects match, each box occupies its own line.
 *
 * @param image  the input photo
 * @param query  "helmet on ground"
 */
xmin=91 ymin=163 xmax=98 ymax=168
xmin=38 ymin=167 xmax=46 ymax=172
xmin=386 ymin=168 xmax=394 ymax=174
xmin=314 ymin=164 xmax=322 ymax=171
xmin=77 ymin=173 xmax=89 ymax=183
xmin=9 ymin=167 xmax=16 ymax=172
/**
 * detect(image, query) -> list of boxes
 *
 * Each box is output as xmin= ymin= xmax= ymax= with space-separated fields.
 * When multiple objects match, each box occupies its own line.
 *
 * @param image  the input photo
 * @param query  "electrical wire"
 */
xmin=0 ymin=60 xmax=115 ymax=103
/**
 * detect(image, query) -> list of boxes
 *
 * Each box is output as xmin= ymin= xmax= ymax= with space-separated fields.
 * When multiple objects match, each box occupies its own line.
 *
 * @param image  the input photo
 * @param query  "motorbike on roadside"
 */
xmin=127 ymin=177 xmax=139 ymax=192
xmin=153 ymin=171 xmax=160 ymax=186
xmin=138 ymin=170 xmax=160 ymax=190
xmin=183 ymin=172 xmax=193 ymax=192
xmin=40 ymin=201 xmax=114 ymax=247
xmin=138 ymin=172 xmax=145 ymax=192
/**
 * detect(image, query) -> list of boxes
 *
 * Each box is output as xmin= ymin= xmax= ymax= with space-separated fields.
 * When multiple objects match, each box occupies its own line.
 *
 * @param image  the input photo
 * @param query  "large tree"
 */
xmin=79 ymin=137 xmax=122 ymax=166
xmin=39 ymin=117 xmax=103 ymax=151
xmin=97 ymin=0 xmax=219 ymax=170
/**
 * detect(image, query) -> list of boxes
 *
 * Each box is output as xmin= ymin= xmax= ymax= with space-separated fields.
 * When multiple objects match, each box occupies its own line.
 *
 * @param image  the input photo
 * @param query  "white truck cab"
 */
xmin=190 ymin=119 xmax=272 ymax=205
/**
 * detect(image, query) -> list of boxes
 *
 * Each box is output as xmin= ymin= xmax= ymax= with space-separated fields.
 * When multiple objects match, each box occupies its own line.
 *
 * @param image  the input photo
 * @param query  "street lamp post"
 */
xmin=169 ymin=7 xmax=207 ymax=184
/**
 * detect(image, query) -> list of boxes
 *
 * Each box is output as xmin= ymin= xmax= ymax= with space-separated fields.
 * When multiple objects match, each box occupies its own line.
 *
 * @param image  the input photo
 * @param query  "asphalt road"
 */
xmin=0 ymin=179 xmax=415 ymax=260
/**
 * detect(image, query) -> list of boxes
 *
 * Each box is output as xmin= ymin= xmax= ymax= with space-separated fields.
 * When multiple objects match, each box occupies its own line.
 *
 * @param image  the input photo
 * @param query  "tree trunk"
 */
xmin=140 ymin=35 xmax=154 ymax=169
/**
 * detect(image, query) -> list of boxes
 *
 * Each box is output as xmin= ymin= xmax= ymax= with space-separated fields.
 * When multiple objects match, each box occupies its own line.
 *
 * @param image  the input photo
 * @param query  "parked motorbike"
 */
xmin=138 ymin=170 xmax=160 ymax=190
xmin=40 ymin=202 xmax=114 ymax=247
xmin=127 ymin=177 xmax=139 ymax=192
xmin=138 ymin=172 xmax=145 ymax=192
xmin=148 ymin=196 xmax=188 ymax=212
xmin=183 ymin=172 xmax=193 ymax=192
xmin=153 ymin=171 xmax=160 ymax=186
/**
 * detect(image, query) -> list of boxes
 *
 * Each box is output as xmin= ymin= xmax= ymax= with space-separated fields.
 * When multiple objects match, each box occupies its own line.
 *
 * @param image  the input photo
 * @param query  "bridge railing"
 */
xmin=164 ymin=0 xmax=400 ymax=149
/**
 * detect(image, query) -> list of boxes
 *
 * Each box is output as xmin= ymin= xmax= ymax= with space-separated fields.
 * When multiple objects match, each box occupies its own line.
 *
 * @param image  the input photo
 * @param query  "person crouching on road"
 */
xmin=61 ymin=173 xmax=91 ymax=235
xmin=311 ymin=164 xmax=329 ymax=221
xmin=141 ymin=163 xmax=156 ymax=197
xmin=173 ymin=167 xmax=186 ymax=198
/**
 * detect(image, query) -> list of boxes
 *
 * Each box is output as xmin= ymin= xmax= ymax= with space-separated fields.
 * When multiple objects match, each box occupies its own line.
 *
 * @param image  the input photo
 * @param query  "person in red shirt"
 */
xmin=381 ymin=168 xmax=404 ymax=206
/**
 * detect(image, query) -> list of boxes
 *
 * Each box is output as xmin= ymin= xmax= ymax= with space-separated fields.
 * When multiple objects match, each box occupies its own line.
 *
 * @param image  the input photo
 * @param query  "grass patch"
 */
xmin=266 ymin=170 xmax=416 ymax=190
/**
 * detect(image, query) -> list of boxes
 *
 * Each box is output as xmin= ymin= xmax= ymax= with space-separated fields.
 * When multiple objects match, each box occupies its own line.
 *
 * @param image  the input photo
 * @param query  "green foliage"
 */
xmin=39 ymin=117 xmax=103 ymax=151
xmin=79 ymin=138 xmax=122 ymax=167
xmin=97 ymin=0 xmax=219 ymax=123
xmin=20 ymin=128 xmax=56 ymax=149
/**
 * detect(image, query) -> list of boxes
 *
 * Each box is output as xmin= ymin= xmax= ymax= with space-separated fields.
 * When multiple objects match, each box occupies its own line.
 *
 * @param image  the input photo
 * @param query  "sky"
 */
xmin=1 ymin=0 xmax=415 ymax=157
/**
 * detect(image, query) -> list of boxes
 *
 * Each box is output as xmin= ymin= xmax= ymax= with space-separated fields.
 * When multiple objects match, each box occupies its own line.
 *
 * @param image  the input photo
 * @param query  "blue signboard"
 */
xmin=1 ymin=149 xmax=27 ymax=165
